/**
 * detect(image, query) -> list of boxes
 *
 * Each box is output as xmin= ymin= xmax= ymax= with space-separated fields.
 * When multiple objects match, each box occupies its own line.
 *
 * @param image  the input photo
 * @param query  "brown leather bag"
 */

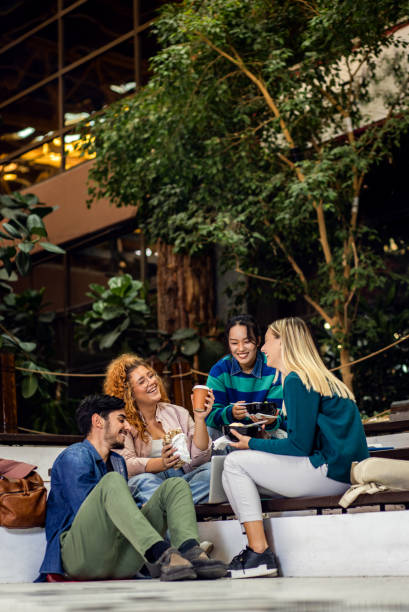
xmin=0 ymin=460 xmax=47 ymax=528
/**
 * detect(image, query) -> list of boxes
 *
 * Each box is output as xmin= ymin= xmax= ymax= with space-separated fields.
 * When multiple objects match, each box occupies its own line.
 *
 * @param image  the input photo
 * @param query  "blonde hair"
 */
xmin=269 ymin=317 xmax=355 ymax=400
xmin=103 ymin=353 xmax=169 ymax=441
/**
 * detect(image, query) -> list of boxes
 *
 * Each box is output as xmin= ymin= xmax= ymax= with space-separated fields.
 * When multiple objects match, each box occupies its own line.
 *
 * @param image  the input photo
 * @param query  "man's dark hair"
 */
xmin=75 ymin=394 xmax=125 ymax=436
xmin=225 ymin=314 xmax=260 ymax=347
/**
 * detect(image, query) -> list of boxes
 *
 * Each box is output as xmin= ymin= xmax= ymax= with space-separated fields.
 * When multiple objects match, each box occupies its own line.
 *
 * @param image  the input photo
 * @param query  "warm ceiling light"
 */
xmin=110 ymin=81 xmax=136 ymax=94
xmin=65 ymin=134 xmax=80 ymax=143
xmin=64 ymin=112 xmax=90 ymax=125
xmin=16 ymin=127 xmax=35 ymax=139
xmin=4 ymin=163 xmax=17 ymax=172
xmin=21 ymin=149 xmax=41 ymax=161
xmin=3 ymin=173 xmax=17 ymax=180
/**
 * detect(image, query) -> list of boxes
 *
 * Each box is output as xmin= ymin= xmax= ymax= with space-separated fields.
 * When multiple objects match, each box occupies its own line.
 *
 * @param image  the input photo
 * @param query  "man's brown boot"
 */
xmin=147 ymin=547 xmax=197 ymax=581
xmin=182 ymin=545 xmax=227 ymax=579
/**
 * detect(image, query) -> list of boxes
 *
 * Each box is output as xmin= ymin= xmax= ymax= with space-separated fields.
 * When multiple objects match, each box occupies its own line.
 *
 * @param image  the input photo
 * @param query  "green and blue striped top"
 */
xmin=205 ymin=351 xmax=283 ymax=431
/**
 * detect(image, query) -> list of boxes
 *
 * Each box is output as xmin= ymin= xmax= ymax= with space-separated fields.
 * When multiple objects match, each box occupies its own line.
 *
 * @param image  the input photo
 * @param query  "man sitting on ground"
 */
xmin=37 ymin=394 xmax=226 ymax=582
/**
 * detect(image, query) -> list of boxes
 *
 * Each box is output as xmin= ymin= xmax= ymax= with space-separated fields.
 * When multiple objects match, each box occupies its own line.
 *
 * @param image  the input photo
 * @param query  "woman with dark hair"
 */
xmin=205 ymin=314 xmax=283 ymax=437
xmin=222 ymin=317 xmax=368 ymax=578
xmin=104 ymin=354 xmax=213 ymax=506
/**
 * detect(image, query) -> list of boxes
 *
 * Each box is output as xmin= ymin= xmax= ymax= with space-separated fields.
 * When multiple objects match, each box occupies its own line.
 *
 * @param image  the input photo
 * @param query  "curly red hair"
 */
xmin=103 ymin=353 xmax=169 ymax=442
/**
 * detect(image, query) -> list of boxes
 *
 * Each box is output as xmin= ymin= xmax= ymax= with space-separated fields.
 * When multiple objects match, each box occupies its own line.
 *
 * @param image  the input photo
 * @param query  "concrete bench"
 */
xmin=4 ymin=492 xmax=409 ymax=583
xmin=196 ymin=505 xmax=409 ymax=577
xmin=195 ymin=447 xmax=409 ymax=577
xmin=3 ymin=439 xmax=409 ymax=581
xmin=0 ymin=443 xmax=61 ymax=583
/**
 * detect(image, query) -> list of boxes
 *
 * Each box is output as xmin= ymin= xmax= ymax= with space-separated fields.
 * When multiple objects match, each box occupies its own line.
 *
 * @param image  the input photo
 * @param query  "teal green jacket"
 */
xmin=249 ymin=371 xmax=369 ymax=483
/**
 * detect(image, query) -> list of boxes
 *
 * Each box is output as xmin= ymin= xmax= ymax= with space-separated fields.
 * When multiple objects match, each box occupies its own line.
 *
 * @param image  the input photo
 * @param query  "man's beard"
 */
xmin=110 ymin=441 xmax=125 ymax=450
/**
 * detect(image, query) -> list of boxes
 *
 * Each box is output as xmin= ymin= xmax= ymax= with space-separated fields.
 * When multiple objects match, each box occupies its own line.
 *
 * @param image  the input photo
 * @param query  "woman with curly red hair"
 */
xmin=103 ymin=354 xmax=213 ymax=505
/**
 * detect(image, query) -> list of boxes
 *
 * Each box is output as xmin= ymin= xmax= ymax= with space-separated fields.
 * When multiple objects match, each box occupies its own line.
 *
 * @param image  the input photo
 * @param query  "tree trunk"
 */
xmin=339 ymin=346 xmax=354 ymax=392
xmin=156 ymin=241 xmax=215 ymax=334
xmin=0 ymin=353 xmax=18 ymax=433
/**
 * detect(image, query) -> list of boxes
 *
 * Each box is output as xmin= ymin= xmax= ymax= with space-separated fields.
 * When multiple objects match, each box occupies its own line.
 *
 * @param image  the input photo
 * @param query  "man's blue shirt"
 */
xmin=37 ymin=439 xmax=128 ymax=580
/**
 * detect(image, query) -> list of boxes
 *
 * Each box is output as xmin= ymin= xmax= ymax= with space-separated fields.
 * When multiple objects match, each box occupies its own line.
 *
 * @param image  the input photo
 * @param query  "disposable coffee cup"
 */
xmin=192 ymin=385 xmax=210 ymax=411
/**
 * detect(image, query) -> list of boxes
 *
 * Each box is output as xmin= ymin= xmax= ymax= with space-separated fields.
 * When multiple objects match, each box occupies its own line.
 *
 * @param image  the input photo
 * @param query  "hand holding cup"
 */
xmin=191 ymin=385 xmax=214 ymax=418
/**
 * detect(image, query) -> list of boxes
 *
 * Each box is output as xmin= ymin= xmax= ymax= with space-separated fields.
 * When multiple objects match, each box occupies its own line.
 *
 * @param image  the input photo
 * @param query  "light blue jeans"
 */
xmin=207 ymin=425 xmax=223 ymax=441
xmin=128 ymin=462 xmax=211 ymax=506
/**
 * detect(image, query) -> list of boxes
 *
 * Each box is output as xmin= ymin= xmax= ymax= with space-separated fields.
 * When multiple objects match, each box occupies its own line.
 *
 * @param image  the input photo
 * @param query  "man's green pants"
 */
xmin=60 ymin=472 xmax=200 ymax=579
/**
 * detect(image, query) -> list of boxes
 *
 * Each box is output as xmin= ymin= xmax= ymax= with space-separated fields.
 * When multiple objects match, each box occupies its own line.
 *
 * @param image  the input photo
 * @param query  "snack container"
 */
xmin=163 ymin=429 xmax=191 ymax=468
xmin=222 ymin=422 xmax=265 ymax=441
xmin=245 ymin=401 xmax=278 ymax=417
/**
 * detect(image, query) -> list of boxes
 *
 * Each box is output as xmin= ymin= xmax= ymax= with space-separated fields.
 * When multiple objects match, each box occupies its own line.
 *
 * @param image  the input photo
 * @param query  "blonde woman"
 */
xmin=222 ymin=317 xmax=369 ymax=579
xmin=104 ymin=354 xmax=213 ymax=506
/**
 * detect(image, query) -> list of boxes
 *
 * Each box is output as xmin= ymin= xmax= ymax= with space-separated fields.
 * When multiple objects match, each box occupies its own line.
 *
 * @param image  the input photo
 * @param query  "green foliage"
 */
xmin=0 ymin=190 xmax=63 ymax=396
xmin=149 ymin=327 xmax=224 ymax=367
xmin=350 ymin=277 xmax=409 ymax=416
xmin=75 ymin=274 xmax=150 ymax=353
xmin=75 ymin=273 xmax=225 ymax=367
xmin=0 ymin=191 xmax=65 ymax=427
xmin=83 ymin=0 xmax=409 ymax=379
xmin=16 ymin=389 xmax=78 ymax=435
xmin=0 ymin=288 xmax=57 ymax=407
xmin=0 ymin=192 xmax=64 ymax=292
xmin=316 ymin=274 xmax=409 ymax=416
xmin=0 ymin=288 xmax=55 ymax=351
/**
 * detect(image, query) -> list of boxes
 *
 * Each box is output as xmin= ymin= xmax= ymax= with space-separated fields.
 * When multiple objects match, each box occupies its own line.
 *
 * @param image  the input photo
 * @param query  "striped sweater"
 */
xmin=205 ymin=351 xmax=284 ymax=431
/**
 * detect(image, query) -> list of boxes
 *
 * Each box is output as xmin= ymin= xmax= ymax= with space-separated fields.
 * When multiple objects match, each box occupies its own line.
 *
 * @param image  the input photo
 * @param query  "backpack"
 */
xmin=0 ymin=459 xmax=47 ymax=528
xmin=339 ymin=457 xmax=409 ymax=509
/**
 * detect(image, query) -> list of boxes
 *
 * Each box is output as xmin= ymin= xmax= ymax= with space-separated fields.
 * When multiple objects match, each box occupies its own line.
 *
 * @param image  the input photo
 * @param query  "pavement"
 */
xmin=2 ymin=577 xmax=409 ymax=612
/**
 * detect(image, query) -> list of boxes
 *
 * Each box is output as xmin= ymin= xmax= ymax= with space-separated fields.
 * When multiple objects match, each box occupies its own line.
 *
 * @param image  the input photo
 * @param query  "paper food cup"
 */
xmin=192 ymin=385 xmax=210 ymax=411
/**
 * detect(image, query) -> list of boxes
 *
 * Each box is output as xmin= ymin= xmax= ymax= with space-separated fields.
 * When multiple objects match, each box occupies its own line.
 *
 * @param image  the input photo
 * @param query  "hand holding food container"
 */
xmin=191 ymin=385 xmax=214 ymax=417
xmin=232 ymin=400 xmax=278 ymax=423
xmin=231 ymin=400 xmax=248 ymax=421
xmin=246 ymin=401 xmax=279 ymax=426
xmin=162 ymin=428 xmax=191 ymax=470
xmin=223 ymin=424 xmax=251 ymax=450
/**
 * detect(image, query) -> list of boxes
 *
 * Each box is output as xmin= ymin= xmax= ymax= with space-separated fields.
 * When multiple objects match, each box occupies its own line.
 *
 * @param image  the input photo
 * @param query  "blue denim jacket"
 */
xmin=37 ymin=439 xmax=128 ymax=581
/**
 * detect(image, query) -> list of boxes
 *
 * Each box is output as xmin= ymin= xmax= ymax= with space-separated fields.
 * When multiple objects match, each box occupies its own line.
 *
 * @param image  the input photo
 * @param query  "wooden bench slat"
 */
xmin=0 ymin=433 xmax=83 ymax=446
xmin=364 ymin=420 xmax=409 ymax=434
xmin=369 ymin=448 xmax=409 ymax=459
xmin=196 ymin=490 xmax=409 ymax=519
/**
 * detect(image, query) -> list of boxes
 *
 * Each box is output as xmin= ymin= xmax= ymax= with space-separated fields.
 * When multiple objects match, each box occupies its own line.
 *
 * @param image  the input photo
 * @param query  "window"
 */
xmin=63 ymin=40 xmax=136 ymax=125
xmin=63 ymin=0 xmax=133 ymax=63
xmin=0 ymin=1 xmax=165 ymax=194
xmin=0 ymin=1 xmax=57 ymax=50
xmin=0 ymin=23 xmax=58 ymax=104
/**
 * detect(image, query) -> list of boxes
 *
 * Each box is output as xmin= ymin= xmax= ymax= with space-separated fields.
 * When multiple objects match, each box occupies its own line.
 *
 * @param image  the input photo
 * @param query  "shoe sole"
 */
xmin=229 ymin=565 xmax=278 ymax=579
xmin=160 ymin=567 xmax=197 ymax=582
xmin=193 ymin=563 xmax=228 ymax=580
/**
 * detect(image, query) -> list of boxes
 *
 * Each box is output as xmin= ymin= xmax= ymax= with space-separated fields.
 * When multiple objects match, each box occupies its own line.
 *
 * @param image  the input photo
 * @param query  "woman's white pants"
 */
xmin=222 ymin=450 xmax=349 ymax=523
